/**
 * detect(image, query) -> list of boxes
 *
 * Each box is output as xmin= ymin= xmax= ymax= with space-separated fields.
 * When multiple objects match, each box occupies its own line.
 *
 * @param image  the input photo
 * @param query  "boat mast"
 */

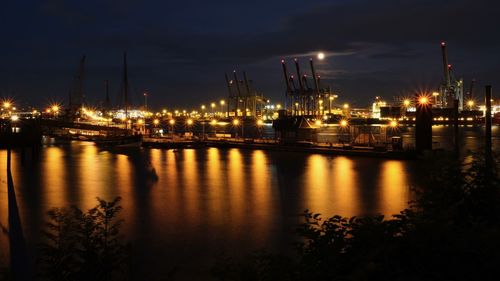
xmin=123 ymin=52 xmax=129 ymax=128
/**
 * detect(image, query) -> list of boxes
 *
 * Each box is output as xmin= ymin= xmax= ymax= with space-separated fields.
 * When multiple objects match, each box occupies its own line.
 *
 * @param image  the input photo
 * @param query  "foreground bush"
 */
xmin=212 ymin=154 xmax=500 ymax=281
xmin=38 ymin=197 xmax=129 ymax=281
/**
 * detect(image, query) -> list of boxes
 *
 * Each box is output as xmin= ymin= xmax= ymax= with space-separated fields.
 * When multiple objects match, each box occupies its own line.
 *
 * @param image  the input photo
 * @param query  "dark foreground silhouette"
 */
xmin=212 ymin=153 xmax=500 ymax=281
xmin=37 ymin=197 xmax=129 ymax=281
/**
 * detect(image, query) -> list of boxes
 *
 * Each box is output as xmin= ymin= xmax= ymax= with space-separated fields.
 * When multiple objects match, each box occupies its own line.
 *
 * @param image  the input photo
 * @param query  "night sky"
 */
xmin=1 ymin=0 xmax=499 ymax=109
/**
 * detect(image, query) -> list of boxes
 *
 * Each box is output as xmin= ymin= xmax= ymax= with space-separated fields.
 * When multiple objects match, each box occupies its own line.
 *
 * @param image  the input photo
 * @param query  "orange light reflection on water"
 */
xmin=304 ymin=155 xmax=360 ymax=218
xmin=42 ymin=147 xmax=67 ymax=208
xmin=379 ymin=160 xmax=410 ymax=215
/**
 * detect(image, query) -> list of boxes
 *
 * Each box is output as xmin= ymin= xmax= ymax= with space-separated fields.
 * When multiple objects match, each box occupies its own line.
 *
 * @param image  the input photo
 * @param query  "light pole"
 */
xmin=211 ymin=119 xmax=217 ymax=137
xmin=201 ymin=105 xmax=206 ymax=118
xmin=211 ymin=102 xmax=216 ymax=116
xmin=256 ymin=119 xmax=263 ymax=139
xmin=403 ymin=99 xmax=411 ymax=117
xmin=169 ymin=119 xmax=175 ymax=138
xmin=186 ymin=118 xmax=193 ymax=136
xmin=340 ymin=119 xmax=349 ymax=144
xmin=51 ymin=105 xmax=60 ymax=119
xmin=153 ymin=119 xmax=159 ymax=136
xmin=143 ymin=92 xmax=148 ymax=111
xmin=467 ymin=100 xmax=475 ymax=111
xmin=343 ymin=103 xmax=349 ymax=118
xmin=220 ymin=100 xmax=225 ymax=117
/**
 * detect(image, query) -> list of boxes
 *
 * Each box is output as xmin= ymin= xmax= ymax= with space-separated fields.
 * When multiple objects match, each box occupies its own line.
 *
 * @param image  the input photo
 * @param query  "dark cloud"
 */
xmin=1 ymin=0 xmax=499 ymax=107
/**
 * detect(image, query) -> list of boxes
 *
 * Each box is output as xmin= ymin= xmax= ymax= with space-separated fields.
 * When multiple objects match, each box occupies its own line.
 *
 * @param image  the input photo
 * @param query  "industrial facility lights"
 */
xmin=418 ymin=96 xmax=429 ymax=105
xmin=169 ymin=119 xmax=175 ymax=125
xmin=187 ymin=119 xmax=193 ymax=125
xmin=340 ymin=120 xmax=348 ymax=127
xmin=153 ymin=119 xmax=160 ymax=125
xmin=343 ymin=103 xmax=349 ymax=109
xmin=467 ymin=100 xmax=475 ymax=110
xmin=3 ymin=102 xmax=11 ymax=109
xmin=403 ymin=99 xmax=411 ymax=107
xmin=256 ymin=119 xmax=263 ymax=126
xmin=389 ymin=120 xmax=398 ymax=128
xmin=233 ymin=119 xmax=240 ymax=126
xmin=211 ymin=119 xmax=217 ymax=126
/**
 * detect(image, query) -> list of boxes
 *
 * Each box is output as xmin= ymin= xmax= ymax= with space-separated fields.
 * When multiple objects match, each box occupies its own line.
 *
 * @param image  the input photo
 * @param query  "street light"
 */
xmin=418 ymin=96 xmax=429 ymax=106
xmin=169 ymin=119 xmax=175 ymax=136
xmin=339 ymin=119 xmax=349 ymax=144
xmin=186 ymin=118 xmax=193 ymax=135
xmin=220 ymin=100 xmax=225 ymax=117
xmin=51 ymin=105 xmax=60 ymax=118
xmin=211 ymin=102 xmax=216 ymax=115
xmin=467 ymin=100 xmax=475 ymax=110
xmin=233 ymin=119 xmax=243 ymax=138
xmin=211 ymin=119 xmax=217 ymax=136
xmin=256 ymin=119 xmax=264 ymax=139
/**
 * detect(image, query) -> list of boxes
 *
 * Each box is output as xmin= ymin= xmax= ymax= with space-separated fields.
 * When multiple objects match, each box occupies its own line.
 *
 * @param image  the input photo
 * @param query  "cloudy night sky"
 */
xmin=1 ymin=0 xmax=499 ymax=109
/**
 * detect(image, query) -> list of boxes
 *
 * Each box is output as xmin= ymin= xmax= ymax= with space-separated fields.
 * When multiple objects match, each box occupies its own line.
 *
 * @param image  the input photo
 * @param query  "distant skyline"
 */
xmin=1 ymin=0 xmax=499 ymax=109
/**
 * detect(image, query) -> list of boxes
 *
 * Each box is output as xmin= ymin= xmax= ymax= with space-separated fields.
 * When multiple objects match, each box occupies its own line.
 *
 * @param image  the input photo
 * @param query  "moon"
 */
xmin=317 ymin=52 xmax=325 ymax=60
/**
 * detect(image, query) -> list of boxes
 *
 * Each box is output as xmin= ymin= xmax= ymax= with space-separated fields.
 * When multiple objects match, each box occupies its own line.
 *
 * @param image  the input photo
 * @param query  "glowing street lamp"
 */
xmin=211 ymin=119 xmax=217 ymax=136
xmin=153 ymin=119 xmax=160 ymax=125
xmin=339 ymin=119 xmax=349 ymax=144
xmin=329 ymin=95 xmax=335 ymax=113
xmin=467 ymin=100 xmax=475 ymax=110
xmin=211 ymin=102 xmax=216 ymax=115
xmin=51 ymin=105 xmax=60 ymax=118
xmin=418 ymin=96 xmax=429 ymax=106
xmin=220 ymin=100 xmax=225 ymax=117
xmin=186 ymin=118 xmax=193 ymax=134
xmin=256 ymin=119 xmax=264 ymax=139
xmin=233 ymin=119 xmax=243 ymax=138
xmin=3 ymin=101 xmax=11 ymax=109
xmin=169 ymin=119 xmax=175 ymax=136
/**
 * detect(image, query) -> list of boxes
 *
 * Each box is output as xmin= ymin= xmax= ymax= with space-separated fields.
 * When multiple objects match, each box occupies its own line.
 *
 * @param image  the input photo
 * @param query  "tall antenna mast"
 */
xmin=123 ymin=52 xmax=129 ymax=124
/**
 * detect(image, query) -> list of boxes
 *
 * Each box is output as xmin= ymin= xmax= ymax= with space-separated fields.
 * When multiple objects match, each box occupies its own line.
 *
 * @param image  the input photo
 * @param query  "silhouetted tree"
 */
xmin=38 ymin=197 xmax=129 ymax=281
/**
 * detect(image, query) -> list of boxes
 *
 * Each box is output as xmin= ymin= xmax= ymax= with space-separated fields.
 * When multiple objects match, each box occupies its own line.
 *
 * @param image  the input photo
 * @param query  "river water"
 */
xmin=0 ymin=126 xmax=498 ymax=280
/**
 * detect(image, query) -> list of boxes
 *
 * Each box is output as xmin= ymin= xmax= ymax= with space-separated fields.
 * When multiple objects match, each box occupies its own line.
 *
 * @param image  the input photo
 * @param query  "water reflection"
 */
xmin=42 ymin=147 xmax=67 ymax=207
xmin=379 ymin=161 xmax=410 ymax=216
xmin=0 ymin=143 xmax=419 ymax=280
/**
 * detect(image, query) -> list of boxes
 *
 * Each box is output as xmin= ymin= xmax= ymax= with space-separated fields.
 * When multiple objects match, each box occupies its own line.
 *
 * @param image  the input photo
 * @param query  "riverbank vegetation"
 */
xmin=38 ymin=197 xmax=129 ymax=281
